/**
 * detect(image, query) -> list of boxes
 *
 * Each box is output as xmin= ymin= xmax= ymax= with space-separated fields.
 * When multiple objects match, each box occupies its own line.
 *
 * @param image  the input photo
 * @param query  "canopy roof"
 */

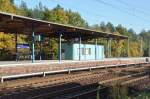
xmin=0 ymin=12 xmax=128 ymax=40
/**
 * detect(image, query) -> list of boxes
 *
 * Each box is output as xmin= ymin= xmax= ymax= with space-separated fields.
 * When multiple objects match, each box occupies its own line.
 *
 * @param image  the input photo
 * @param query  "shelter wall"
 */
xmin=62 ymin=43 xmax=104 ymax=60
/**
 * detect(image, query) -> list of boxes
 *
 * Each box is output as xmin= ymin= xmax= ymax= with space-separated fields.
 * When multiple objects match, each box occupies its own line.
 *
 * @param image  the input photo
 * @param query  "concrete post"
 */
xmin=32 ymin=26 xmax=35 ymax=63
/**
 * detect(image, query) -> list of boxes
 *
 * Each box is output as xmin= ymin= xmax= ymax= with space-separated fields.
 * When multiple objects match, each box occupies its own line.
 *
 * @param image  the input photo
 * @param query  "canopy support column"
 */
xmin=39 ymin=37 xmax=42 ymax=61
xmin=58 ymin=34 xmax=62 ymax=62
xmin=116 ymin=39 xmax=119 ymax=57
xmin=149 ymin=40 xmax=150 ymax=57
xmin=32 ymin=26 xmax=35 ymax=63
xmin=107 ymin=38 xmax=109 ymax=58
xmin=127 ymin=38 xmax=129 ymax=57
xmin=109 ymin=38 xmax=112 ymax=58
xmin=15 ymin=33 xmax=18 ymax=61
xmin=140 ymin=38 xmax=143 ymax=57
xmin=49 ymin=37 xmax=51 ymax=60
xmin=95 ymin=38 xmax=97 ymax=60
xmin=79 ymin=37 xmax=81 ymax=61
xmin=107 ymin=38 xmax=112 ymax=58
xmin=110 ymin=38 xmax=112 ymax=57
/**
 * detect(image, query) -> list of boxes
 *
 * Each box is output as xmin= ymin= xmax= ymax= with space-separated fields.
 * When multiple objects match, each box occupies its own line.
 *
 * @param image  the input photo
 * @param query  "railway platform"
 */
xmin=0 ymin=58 xmax=148 ymax=76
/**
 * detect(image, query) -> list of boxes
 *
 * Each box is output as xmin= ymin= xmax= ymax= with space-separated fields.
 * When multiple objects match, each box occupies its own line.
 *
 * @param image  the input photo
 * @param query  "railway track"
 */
xmin=124 ymin=76 xmax=150 ymax=91
xmin=0 ymin=63 xmax=149 ymax=99
xmin=26 ymin=73 xmax=149 ymax=99
xmin=28 ymin=84 xmax=101 ymax=99
xmin=0 ymin=63 xmax=148 ymax=91
xmin=0 ymin=72 xmax=117 ymax=99
xmin=0 ymin=72 xmax=115 ymax=95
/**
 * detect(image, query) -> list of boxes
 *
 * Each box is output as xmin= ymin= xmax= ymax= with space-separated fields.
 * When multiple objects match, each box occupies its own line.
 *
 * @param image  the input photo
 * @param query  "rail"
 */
xmin=121 ymin=75 xmax=149 ymax=85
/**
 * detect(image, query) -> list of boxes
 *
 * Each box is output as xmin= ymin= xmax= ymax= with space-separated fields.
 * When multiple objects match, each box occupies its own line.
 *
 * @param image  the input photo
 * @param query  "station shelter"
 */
xmin=62 ymin=43 xmax=104 ymax=60
xmin=0 ymin=12 xmax=128 ymax=63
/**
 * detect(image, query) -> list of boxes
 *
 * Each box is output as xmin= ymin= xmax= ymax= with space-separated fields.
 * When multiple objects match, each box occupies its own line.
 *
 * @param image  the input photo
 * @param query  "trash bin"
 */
xmin=146 ymin=58 xmax=149 ymax=62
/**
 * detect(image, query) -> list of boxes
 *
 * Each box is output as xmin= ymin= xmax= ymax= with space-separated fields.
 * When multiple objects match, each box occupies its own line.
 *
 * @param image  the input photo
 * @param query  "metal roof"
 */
xmin=0 ymin=12 xmax=128 ymax=40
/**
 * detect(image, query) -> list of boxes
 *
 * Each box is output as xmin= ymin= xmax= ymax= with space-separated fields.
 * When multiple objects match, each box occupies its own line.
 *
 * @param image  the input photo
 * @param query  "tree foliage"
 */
xmin=139 ymin=30 xmax=150 ymax=56
xmin=0 ymin=0 xmax=16 ymax=13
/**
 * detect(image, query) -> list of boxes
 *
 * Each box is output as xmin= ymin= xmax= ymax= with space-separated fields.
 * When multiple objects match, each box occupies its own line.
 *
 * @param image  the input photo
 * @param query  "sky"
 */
xmin=14 ymin=0 xmax=150 ymax=34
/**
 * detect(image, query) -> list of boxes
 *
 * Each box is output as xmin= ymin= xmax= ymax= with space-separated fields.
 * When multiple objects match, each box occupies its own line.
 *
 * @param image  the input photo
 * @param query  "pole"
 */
xmin=107 ymin=38 xmax=109 ymax=58
xmin=59 ymin=34 xmax=62 ymax=62
xmin=127 ymin=38 xmax=129 ymax=57
xmin=15 ymin=33 xmax=18 ymax=61
xmin=140 ymin=39 xmax=143 ymax=57
xmin=49 ymin=37 xmax=51 ymax=60
xmin=117 ymin=40 xmax=119 ymax=57
xmin=32 ymin=26 xmax=35 ymax=63
xmin=109 ymin=38 xmax=112 ymax=58
xmin=149 ymin=40 xmax=150 ymax=57
xmin=97 ymin=86 xmax=100 ymax=99
xmin=39 ymin=35 xmax=42 ymax=61
xmin=79 ymin=37 xmax=81 ymax=61
xmin=95 ymin=38 xmax=97 ymax=60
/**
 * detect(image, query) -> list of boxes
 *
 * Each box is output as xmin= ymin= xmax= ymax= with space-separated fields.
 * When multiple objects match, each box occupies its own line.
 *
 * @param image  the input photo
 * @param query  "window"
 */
xmin=82 ymin=48 xmax=91 ymax=55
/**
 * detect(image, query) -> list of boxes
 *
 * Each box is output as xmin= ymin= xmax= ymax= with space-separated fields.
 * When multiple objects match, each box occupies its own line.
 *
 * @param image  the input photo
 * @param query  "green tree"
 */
xmin=17 ymin=0 xmax=33 ymax=17
xmin=0 ymin=0 xmax=16 ymax=13
xmin=66 ymin=10 xmax=88 ymax=27
xmin=43 ymin=7 xmax=54 ymax=21
xmin=51 ymin=5 xmax=69 ymax=24
xmin=139 ymin=30 xmax=150 ymax=56
xmin=32 ymin=2 xmax=44 ymax=19
xmin=100 ymin=21 xmax=107 ymax=32
xmin=106 ymin=22 xmax=115 ymax=33
xmin=116 ymin=24 xmax=128 ymax=36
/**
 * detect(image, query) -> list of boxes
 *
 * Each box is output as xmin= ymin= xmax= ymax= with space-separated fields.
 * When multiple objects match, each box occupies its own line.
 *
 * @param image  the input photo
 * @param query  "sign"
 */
xmin=35 ymin=35 xmax=41 ymax=41
xmin=34 ymin=35 xmax=44 ymax=42
xmin=17 ymin=44 xmax=30 ymax=49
